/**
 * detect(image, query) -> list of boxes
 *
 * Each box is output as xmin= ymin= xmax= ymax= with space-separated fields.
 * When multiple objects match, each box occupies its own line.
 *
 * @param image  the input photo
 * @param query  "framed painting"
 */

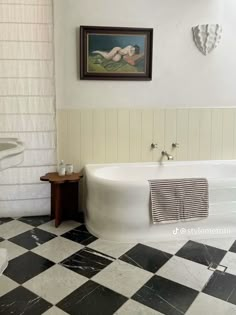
xmin=80 ymin=26 xmax=153 ymax=81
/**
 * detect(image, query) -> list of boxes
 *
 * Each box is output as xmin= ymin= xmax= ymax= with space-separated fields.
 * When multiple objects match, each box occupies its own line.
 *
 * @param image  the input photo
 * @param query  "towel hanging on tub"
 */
xmin=148 ymin=178 xmax=209 ymax=224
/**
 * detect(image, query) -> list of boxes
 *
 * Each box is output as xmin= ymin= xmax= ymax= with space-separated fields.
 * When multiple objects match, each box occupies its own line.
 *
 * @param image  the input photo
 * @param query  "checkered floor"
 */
xmin=1 ymin=217 xmax=236 ymax=315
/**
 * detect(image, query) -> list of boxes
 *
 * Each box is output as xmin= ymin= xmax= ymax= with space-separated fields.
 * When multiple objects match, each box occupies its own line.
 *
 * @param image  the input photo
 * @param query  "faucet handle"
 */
xmin=151 ymin=143 xmax=158 ymax=149
xmin=172 ymin=142 xmax=179 ymax=148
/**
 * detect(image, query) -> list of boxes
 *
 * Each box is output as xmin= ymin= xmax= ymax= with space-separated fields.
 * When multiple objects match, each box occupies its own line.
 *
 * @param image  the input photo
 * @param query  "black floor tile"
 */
xmin=229 ymin=241 xmax=236 ymax=254
xmin=61 ymin=224 xmax=97 ymax=245
xmin=57 ymin=280 xmax=127 ymax=315
xmin=18 ymin=215 xmax=51 ymax=227
xmin=0 ymin=237 xmax=4 ymax=242
xmin=175 ymin=240 xmax=227 ymax=267
xmin=60 ymin=247 xmax=113 ymax=278
xmin=0 ymin=217 xmax=13 ymax=225
xmin=132 ymin=275 xmax=199 ymax=315
xmin=9 ymin=228 xmax=56 ymax=250
xmin=119 ymin=243 xmax=172 ymax=273
xmin=0 ymin=286 xmax=52 ymax=315
xmin=4 ymin=251 xmax=54 ymax=284
xmin=203 ymin=271 xmax=236 ymax=305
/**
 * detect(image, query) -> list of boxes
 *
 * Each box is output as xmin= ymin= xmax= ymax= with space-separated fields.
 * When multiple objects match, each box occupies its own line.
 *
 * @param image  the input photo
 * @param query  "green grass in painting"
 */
xmin=88 ymin=55 xmax=142 ymax=73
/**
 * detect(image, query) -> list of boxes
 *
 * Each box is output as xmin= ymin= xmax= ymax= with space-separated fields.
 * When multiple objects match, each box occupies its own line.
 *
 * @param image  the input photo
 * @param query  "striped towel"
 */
xmin=148 ymin=178 xmax=209 ymax=224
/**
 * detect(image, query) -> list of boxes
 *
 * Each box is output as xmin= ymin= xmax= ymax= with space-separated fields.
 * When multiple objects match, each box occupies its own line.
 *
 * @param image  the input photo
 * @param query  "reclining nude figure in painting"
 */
xmin=92 ymin=45 xmax=140 ymax=62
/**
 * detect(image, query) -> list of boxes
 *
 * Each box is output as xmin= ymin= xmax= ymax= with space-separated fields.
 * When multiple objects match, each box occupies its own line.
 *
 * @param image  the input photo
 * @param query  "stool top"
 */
xmin=40 ymin=172 xmax=82 ymax=184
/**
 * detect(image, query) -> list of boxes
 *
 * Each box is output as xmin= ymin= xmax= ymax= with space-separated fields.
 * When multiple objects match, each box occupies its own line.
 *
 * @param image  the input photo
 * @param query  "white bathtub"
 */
xmin=85 ymin=161 xmax=236 ymax=242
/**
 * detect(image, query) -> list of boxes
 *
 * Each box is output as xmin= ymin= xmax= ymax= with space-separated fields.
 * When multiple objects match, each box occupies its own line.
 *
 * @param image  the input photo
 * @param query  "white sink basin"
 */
xmin=0 ymin=138 xmax=24 ymax=171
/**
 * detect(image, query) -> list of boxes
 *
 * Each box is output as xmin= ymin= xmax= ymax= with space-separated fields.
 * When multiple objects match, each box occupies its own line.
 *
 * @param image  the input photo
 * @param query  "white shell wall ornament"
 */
xmin=192 ymin=24 xmax=222 ymax=56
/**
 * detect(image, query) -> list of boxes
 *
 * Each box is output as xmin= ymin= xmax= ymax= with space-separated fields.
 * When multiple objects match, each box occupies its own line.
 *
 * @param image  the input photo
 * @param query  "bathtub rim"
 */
xmin=85 ymin=160 xmax=236 ymax=186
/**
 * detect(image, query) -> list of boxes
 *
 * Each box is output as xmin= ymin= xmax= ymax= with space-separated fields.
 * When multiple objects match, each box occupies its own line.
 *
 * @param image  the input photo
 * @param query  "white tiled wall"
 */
xmin=0 ymin=0 xmax=56 ymax=216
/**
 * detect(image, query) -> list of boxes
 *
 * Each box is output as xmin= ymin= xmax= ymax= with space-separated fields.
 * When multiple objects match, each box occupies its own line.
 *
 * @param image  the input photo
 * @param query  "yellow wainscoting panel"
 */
xmin=117 ymin=109 xmax=130 ymax=162
xmin=188 ymin=109 xmax=200 ymax=161
xmin=67 ymin=110 xmax=81 ymax=168
xmin=176 ymin=109 xmax=188 ymax=161
xmin=165 ymin=109 xmax=177 ymax=160
xmin=93 ymin=110 xmax=106 ymax=163
xmin=141 ymin=110 xmax=153 ymax=161
xmin=129 ymin=110 xmax=142 ymax=162
xmin=211 ymin=109 xmax=223 ymax=160
xmin=153 ymin=109 xmax=165 ymax=161
xmin=57 ymin=108 xmax=236 ymax=171
xmin=105 ymin=109 xmax=118 ymax=162
xmin=57 ymin=109 xmax=69 ymax=163
xmin=222 ymin=109 xmax=235 ymax=159
xmin=80 ymin=110 xmax=93 ymax=166
xmin=199 ymin=109 xmax=211 ymax=160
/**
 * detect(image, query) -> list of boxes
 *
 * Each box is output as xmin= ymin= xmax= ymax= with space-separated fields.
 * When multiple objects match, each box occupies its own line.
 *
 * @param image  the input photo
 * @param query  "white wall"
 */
xmin=54 ymin=0 xmax=236 ymax=109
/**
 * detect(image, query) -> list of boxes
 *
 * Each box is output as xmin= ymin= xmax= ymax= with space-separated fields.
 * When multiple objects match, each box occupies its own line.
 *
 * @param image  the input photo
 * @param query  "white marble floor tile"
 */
xmin=197 ymin=238 xmax=235 ymax=251
xmin=186 ymin=292 xmax=236 ymax=315
xmin=115 ymin=299 xmax=162 ymax=315
xmin=23 ymin=264 xmax=88 ymax=304
xmin=38 ymin=220 xmax=80 ymax=236
xmin=156 ymin=256 xmax=213 ymax=291
xmin=141 ymin=240 xmax=188 ymax=255
xmin=32 ymin=236 xmax=84 ymax=263
xmin=0 ymin=220 xmax=32 ymax=239
xmin=43 ymin=306 xmax=69 ymax=315
xmin=0 ymin=275 xmax=18 ymax=297
xmin=0 ymin=240 xmax=27 ymax=260
xmin=220 ymin=251 xmax=236 ymax=276
xmin=93 ymin=260 xmax=152 ymax=298
xmin=88 ymin=239 xmax=136 ymax=258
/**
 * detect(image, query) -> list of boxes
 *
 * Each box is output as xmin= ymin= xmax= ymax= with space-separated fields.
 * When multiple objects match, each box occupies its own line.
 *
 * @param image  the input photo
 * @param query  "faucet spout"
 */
xmin=162 ymin=151 xmax=173 ymax=160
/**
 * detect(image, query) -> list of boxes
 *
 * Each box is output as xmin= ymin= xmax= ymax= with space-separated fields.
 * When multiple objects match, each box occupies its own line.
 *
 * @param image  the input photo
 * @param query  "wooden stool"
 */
xmin=40 ymin=172 xmax=82 ymax=227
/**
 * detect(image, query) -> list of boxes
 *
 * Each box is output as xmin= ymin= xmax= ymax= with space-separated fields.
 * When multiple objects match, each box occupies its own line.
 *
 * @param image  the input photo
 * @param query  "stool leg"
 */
xmin=51 ymin=184 xmax=55 ymax=219
xmin=52 ymin=183 xmax=62 ymax=228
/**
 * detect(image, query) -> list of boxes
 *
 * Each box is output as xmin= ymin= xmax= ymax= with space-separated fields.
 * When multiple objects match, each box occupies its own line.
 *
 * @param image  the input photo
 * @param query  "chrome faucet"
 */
xmin=162 ymin=151 xmax=173 ymax=160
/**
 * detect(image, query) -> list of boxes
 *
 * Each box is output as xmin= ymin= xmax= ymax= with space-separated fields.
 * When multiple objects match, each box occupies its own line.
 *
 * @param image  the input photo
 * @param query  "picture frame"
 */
xmin=80 ymin=26 xmax=153 ymax=81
